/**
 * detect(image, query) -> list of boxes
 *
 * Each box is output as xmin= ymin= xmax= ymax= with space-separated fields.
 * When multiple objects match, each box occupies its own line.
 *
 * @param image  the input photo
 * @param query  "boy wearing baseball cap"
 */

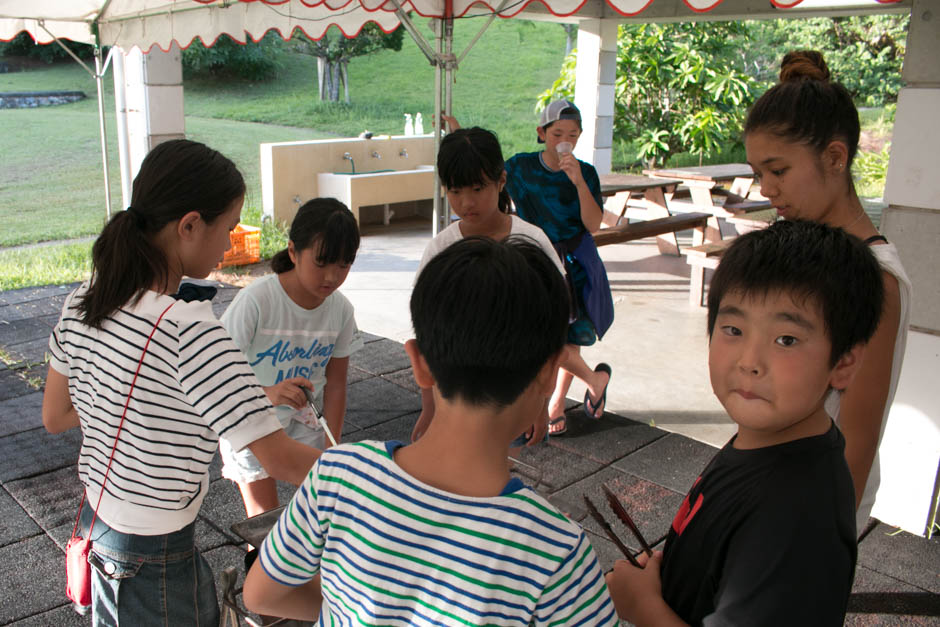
xmin=503 ymin=99 xmax=615 ymax=437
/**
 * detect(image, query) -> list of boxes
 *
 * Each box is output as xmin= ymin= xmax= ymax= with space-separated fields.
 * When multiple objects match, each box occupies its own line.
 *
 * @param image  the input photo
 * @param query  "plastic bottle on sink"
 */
xmin=404 ymin=113 xmax=414 ymax=136
xmin=414 ymin=112 xmax=424 ymax=135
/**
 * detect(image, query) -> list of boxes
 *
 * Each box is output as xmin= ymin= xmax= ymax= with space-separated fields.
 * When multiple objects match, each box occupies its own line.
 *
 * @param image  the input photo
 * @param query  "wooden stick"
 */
xmin=602 ymin=484 xmax=653 ymax=557
xmin=583 ymin=496 xmax=641 ymax=567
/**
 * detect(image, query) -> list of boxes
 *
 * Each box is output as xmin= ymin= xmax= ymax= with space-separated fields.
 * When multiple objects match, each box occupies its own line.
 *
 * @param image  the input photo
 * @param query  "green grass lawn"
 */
xmin=0 ymin=19 xmax=566 ymax=241
xmin=0 ymin=19 xmax=568 ymax=288
xmin=0 ymin=18 xmax=891 ymax=289
xmin=182 ymin=18 xmax=567 ymax=155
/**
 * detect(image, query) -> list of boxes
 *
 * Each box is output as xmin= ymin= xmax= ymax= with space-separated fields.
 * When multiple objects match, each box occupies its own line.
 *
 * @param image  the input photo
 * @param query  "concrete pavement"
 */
xmin=0 ymin=217 xmax=936 ymax=625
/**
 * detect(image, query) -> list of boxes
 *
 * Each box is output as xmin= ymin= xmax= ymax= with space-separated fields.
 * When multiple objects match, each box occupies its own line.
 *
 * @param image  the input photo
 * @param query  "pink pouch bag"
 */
xmin=65 ymin=526 xmax=92 ymax=611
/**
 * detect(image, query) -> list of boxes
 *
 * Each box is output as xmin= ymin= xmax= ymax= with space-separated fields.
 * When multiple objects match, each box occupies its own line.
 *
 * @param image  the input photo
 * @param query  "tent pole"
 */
xmin=432 ymin=17 xmax=444 ymax=236
xmin=386 ymin=0 xmax=438 ymax=64
xmin=94 ymin=45 xmax=114 ymax=220
xmin=112 ymin=47 xmax=132 ymax=210
xmin=444 ymin=16 xmax=454 ymax=131
xmin=456 ymin=0 xmax=511 ymax=65
xmin=37 ymin=20 xmax=114 ymax=220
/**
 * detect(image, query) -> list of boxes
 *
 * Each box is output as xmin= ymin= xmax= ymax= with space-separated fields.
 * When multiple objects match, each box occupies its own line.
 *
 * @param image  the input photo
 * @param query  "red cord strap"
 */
xmin=70 ymin=301 xmax=175 ymax=541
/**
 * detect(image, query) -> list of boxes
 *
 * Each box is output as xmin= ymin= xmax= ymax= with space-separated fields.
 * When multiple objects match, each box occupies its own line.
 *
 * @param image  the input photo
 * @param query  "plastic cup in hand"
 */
xmin=556 ymin=141 xmax=574 ymax=157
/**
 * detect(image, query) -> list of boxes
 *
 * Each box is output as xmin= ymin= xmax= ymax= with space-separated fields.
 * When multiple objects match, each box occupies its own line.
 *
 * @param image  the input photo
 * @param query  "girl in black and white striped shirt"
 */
xmin=43 ymin=139 xmax=321 ymax=626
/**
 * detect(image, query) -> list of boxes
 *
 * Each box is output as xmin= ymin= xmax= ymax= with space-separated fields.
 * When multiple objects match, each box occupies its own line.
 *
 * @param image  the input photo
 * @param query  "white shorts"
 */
xmin=219 ymin=418 xmax=325 ymax=484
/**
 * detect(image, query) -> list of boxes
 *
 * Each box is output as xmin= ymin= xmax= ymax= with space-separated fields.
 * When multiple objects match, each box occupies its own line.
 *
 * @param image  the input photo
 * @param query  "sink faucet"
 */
xmin=399 ymin=148 xmax=408 ymax=158
xmin=371 ymin=151 xmax=382 ymax=159
xmin=342 ymin=152 xmax=355 ymax=174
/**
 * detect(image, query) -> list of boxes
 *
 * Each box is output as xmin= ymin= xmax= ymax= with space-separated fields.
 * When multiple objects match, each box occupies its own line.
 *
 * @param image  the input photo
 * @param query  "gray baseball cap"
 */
xmin=537 ymin=99 xmax=582 ymax=143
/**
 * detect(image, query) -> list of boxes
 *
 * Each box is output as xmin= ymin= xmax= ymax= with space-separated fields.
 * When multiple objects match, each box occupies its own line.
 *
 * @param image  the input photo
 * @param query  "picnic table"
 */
xmin=643 ymin=164 xmax=757 ymax=207
xmin=599 ymin=173 xmax=684 ymax=255
xmin=644 ymin=164 xmax=771 ymax=239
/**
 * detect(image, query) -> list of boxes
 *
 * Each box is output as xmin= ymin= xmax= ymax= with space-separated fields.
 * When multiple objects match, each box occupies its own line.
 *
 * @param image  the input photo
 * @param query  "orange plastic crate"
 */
xmin=218 ymin=224 xmax=261 ymax=268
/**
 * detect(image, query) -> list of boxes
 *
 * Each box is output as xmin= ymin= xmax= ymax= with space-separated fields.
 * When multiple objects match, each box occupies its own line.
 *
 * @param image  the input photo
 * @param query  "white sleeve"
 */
xmin=415 ymin=229 xmax=455 ymax=285
xmin=219 ymin=287 xmax=261 ymax=354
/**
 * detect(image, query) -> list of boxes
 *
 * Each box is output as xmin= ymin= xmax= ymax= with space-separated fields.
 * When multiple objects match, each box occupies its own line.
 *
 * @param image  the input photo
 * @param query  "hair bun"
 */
xmin=779 ymin=50 xmax=830 ymax=83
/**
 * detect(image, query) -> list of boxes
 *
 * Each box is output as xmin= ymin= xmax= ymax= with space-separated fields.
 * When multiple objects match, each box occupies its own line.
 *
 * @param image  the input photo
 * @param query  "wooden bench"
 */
xmin=593 ymin=212 xmax=712 ymax=254
xmin=722 ymin=198 xmax=772 ymax=214
xmin=724 ymin=207 xmax=778 ymax=233
xmin=682 ymin=239 xmax=735 ymax=306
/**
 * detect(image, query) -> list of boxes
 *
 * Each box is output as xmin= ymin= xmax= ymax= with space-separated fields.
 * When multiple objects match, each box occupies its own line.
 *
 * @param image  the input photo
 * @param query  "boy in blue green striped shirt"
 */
xmin=244 ymin=236 xmax=617 ymax=625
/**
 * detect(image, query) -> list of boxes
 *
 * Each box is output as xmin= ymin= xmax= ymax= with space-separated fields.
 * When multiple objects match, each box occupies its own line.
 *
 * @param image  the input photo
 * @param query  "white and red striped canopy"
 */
xmin=0 ymin=0 xmax=907 ymax=52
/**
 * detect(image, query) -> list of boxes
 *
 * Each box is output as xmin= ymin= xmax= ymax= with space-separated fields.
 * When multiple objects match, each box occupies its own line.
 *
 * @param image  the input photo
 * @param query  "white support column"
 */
xmin=870 ymin=0 xmax=940 ymax=537
xmin=122 ymin=43 xmax=185 ymax=180
xmin=573 ymin=18 xmax=618 ymax=175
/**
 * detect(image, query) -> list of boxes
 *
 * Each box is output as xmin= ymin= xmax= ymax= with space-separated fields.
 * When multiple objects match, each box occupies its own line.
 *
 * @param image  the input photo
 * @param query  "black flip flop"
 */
xmin=548 ymin=415 xmax=568 ymax=436
xmin=583 ymin=362 xmax=612 ymax=419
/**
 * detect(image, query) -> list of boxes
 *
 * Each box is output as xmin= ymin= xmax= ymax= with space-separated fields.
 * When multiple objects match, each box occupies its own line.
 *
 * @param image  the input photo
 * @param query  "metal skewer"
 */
xmin=303 ymin=387 xmax=338 ymax=447
xmin=602 ymin=484 xmax=654 ymax=557
xmin=583 ymin=495 xmax=641 ymax=567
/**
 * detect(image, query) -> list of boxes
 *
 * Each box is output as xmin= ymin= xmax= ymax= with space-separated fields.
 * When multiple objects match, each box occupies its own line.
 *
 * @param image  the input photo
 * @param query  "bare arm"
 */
xmin=437 ymin=113 xmax=460 ymax=132
xmin=839 ymin=271 xmax=902 ymax=508
xmin=243 ymin=559 xmax=323 ymax=620
xmin=248 ymin=430 xmax=321 ymax=486
xmin=42 ymin=366 xmax=80 ymax=433
xmin=557 ymin=153 xmax=603 ymax=232
xmin=577 ymin=182 xmax=604 ymax=233
xmin=605 ymin=552 xmax=688 ymax=627
xmin=321 ymin=356 xmax=349 ymax=447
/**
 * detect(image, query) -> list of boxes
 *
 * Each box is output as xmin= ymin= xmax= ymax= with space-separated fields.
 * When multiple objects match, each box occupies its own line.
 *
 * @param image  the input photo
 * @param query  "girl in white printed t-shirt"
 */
xmin=219 ymin=198 xmax=363 ymax=518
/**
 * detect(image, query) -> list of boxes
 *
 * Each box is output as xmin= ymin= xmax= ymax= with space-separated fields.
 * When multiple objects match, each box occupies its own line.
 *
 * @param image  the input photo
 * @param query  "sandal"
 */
xmin=548 ymin=415 xmax=568 ymax=436
xmin=583 ymin=363 xmax=612 ymax=419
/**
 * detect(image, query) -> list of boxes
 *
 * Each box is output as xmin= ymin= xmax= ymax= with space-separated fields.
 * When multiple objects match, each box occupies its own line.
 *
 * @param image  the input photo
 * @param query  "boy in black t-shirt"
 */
xmin=606 ymin=220 xmax=885 ymax=626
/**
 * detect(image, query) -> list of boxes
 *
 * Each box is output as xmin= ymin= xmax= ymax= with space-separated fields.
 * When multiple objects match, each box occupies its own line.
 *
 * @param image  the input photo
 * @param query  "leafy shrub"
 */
xmin=0 ymin=32 xmax=93 ymax=63
xmin=539 ymin=22 xmax=761 ymax=168
xmin=854 ymin=144 xmax=890 ymax=198
xmin=182 ymin=31 xmax=285 ymax=80
xmin=746 ymin=15 xmax=908 ymax=107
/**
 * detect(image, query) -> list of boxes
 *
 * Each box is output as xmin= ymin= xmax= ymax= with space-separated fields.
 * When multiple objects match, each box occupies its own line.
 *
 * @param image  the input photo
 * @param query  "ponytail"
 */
xmin=77 ymin=139 xmax=245 ymax=328
xmin=271 ymin=249 xmax=294 ymax=274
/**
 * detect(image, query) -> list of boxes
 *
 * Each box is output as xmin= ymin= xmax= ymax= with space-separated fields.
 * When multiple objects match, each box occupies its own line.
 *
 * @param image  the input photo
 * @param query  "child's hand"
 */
xmin=557 ymin=152 xmax=584 ymax=187
xmin=264 ymin=378 xmax=315 ymax=410
xmin=605 ymin=551 xmax=665 ymax=622
xmin=433 ymin=113 xmax=460 ymax=132
xmin=527 ymin=414 xmax=548 ymax=448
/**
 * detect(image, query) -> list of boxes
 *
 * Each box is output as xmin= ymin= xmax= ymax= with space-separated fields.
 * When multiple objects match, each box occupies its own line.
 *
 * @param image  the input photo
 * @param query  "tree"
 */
xmin=539 ymin=21 xmax=760 ymax=168
xmin=181 ymin=31 xmax=284 ymax=80
xmin=291 ymin=24 xmax=404 ymax=103
xmin=561 ymin=24 xmax=577 ymax=57
xmin=746 ymin=15 xmax=908 ymax=107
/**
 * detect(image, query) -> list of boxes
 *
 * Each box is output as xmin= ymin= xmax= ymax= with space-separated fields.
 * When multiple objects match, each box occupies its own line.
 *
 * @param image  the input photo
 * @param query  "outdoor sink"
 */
xmin=317 ymin=167 xmax=437 ymax=224
xmin=330 ymin=169 xmax=397 ymax=175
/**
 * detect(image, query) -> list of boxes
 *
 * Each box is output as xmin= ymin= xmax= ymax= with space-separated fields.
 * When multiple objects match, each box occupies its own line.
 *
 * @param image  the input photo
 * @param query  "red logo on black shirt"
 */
xmin=672 ymin=477 xmax=703 ymax=536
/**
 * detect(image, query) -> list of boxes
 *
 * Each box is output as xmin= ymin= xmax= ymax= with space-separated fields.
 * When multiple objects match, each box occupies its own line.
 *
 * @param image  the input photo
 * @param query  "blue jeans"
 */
xmin=80 ymin=501 xmax=220 ymax=626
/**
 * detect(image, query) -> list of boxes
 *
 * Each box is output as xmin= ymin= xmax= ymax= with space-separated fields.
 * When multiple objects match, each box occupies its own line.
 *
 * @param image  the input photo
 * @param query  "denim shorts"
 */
xmin=219 ymin=418 xmax=325 ymax=484
xmin=79 ymin=501 xmax=219 ymax=626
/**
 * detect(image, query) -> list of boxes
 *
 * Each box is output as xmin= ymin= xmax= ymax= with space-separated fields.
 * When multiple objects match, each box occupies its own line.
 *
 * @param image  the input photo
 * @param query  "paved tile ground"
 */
xmin=0 ymin=282 xmax=936 ymax=625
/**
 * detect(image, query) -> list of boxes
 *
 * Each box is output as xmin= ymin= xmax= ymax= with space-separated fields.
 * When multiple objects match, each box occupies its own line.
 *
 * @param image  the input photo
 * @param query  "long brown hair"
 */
xmin=77 ymin=139 xmax=245 ymax=327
